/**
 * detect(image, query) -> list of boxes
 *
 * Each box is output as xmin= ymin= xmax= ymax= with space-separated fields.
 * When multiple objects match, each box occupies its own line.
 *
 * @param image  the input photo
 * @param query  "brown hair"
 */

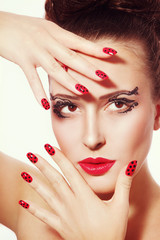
xmin=45 ymin=0 xmax=160 ymax=100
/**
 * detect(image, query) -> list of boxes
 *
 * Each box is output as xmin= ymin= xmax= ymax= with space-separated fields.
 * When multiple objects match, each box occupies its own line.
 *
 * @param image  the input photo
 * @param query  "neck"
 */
xmin=130 ymin=159 xmax=159 ymax=212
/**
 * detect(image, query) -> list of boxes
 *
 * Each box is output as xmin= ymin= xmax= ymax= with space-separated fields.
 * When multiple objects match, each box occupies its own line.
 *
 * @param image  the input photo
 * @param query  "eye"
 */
xmin=61 ymin=104 xmax=78 ymax=113
xmin=105 ymin=98 xmax=138 ymax=114
xmin=108 ymin=101 xmax=127 ymax=111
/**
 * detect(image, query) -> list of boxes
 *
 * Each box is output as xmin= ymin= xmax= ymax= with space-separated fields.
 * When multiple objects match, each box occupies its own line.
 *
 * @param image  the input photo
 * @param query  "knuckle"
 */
xmin=40 ymin=214 xmax=48 ymax=224
xmin=66 ymin=49 xmax=78 ymax=59
xmin=47 ymin=60 xmax=61 ymax=76
xmin=51 ymin=175 xmax=63 ymax=188
xmin=47 ymin=194 xmax=55 ymax=205
xmin=30 ymin=24 xmax=45 ymax=37
xmin=121 ymin=177 xmax=132 ymax=190
xmin=39 ymin=163 xmax=47 ymax=174
xmin=31 ymin=208 xmax=39 ymax=218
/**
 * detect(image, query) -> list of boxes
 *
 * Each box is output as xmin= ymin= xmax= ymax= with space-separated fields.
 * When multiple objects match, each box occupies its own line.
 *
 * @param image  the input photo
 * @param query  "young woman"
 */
xmin=0 ymin=0 xmax=160 ymax=239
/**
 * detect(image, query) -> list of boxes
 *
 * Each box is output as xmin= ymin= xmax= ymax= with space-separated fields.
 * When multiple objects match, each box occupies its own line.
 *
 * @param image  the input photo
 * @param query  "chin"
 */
xmin=85 ymin=175 xmax=116 ymax=200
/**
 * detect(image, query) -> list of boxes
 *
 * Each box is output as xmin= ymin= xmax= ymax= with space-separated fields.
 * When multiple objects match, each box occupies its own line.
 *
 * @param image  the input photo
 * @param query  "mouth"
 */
xmin=78 ymin=157 xmax=116 ymax=176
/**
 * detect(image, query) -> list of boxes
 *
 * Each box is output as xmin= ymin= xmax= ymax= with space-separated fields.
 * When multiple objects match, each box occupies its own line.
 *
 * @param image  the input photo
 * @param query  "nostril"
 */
xmin=83 ymin=138 xmax=106 ymax=150
xmin=95 ymin=142 xmax=105 ymax=150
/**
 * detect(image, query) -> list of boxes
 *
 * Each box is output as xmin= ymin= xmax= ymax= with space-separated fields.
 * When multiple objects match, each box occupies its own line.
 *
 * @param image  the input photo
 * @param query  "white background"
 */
xmin=0 ymin=0 xmax=160 ymax=239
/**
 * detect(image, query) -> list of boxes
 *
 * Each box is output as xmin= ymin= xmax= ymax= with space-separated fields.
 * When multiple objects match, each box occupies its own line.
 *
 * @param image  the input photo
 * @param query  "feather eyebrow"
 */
xmin=50 ymin=87 xmax=139 ymax=101
xmin=50 ymin=94 xmax=80 ymax=101
xmin=99 ymin=87 xmax=139 ymax=100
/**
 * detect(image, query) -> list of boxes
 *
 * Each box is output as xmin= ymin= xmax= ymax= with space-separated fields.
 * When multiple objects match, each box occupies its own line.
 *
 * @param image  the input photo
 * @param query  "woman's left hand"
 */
xmin=19 ymin=144 xmax=136 ymax=240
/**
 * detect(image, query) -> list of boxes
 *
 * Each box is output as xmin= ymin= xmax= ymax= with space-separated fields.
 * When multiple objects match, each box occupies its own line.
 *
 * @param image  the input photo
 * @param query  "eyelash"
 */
xmin=52 ymin=98 xmax=138 ymax=118
xmin=52 ymin=100 xmax=77 ymax=118
xmin=108 ymin=98 xmax=138 ymax=114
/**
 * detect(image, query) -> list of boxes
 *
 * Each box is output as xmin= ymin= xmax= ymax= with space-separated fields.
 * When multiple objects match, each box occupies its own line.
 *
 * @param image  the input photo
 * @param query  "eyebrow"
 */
xmin=100 ymin=87 xmax=139 ymax=100
xmin=50 ymin=94 xmax=80 ymax=101
xmin=50 ymin=87 xmax=139 ymax=101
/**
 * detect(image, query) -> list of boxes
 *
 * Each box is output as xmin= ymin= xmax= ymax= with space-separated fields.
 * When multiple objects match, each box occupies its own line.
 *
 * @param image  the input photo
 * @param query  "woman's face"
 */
xmin=49 ymin=39 xmax=159 ymax=197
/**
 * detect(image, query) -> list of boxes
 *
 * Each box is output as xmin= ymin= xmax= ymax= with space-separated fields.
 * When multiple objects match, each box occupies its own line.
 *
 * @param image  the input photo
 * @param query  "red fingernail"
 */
xmin=75 ymin=84 xmax=89 ymax=94
xmin=27 ymin=152 xmax=38 ymax=163
xmin=62 ymin=64 xmax=68 ymax=72
xmin=95 ymin=70 xmax=109 ymax=80
xmin=44 ymin=144 xmax=55 ymax=156
xmin=41 ymin=98 xmax=50 ymax=110
xmin=19 ymin=200 xmax=30 ymax=209
xmin=103 ymin=47 xmax=117 ymax=56
xmin=125 ymin=160 xmax=137 ymax=176
xmin=21 ymin=172 xmax=33 ymax=183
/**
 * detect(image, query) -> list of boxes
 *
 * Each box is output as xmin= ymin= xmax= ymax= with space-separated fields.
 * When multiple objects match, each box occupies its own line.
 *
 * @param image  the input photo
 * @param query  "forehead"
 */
xmin=49 ymin=39 xmax=150 ymax=99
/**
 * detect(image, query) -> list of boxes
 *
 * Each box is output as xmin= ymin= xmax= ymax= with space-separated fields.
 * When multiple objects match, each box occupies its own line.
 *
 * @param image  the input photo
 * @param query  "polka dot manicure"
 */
xmin=103 ymin=47 xmax=117 ymax=56
xmin=75 ymin=84 xmax=89 ymax=94
xmin=44 ymin=144 xmax=55 ymax=156
xmin=19 ymin=200 xmax=30 ymax=209
xmin=95 ymin=70 xmax=109 ymax=80
xmin=125 ymin=160 xmax=137 ymax=176
xmin=27 ymin=152 xmax=38 ymax=164
xmin=41 ymin=98 xmax=50 ymax=110
xmin=21 ymin=172 xmax=33 ymax=183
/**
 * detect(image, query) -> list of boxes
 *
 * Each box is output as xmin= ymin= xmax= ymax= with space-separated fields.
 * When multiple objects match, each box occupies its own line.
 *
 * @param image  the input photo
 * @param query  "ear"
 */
xmin=154 ymin=101 xmax=160 ymax=130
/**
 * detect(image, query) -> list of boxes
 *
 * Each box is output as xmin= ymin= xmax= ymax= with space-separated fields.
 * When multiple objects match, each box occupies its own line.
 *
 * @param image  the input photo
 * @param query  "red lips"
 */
xmin=78 ymin=157 xmax=116 ymax=176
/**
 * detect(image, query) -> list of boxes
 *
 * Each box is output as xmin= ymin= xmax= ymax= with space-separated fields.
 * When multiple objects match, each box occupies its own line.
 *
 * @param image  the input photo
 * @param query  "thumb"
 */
xmin=113 ymin=160 xmax=138 ymax=205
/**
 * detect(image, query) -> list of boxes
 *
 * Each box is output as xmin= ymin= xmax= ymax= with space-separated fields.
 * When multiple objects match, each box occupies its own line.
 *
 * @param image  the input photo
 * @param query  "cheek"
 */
xmin=51 ymin=116 xmax=81 ymax=156
xmin=105 ymin=104 xmax=155 ymax=163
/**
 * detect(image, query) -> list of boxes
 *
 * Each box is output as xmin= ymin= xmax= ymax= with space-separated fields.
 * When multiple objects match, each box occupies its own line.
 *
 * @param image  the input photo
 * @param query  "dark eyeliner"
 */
xmin=108 ymin=98 xmax=139 ymax=114
xmin=120 ymin=102 xmax=138 ymax=113
xmin=52 ymin=99 xmax=77 ymax=118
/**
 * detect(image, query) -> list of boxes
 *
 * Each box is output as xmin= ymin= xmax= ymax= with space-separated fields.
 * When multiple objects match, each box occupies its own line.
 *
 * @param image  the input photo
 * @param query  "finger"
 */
xmin=26 ymin=153 xmax=75 ymax=204
xmin=44 ymin=144 xmax=93 ymax=198
xmin=21 ymin=62 xmax=50 ymax=110
xmin=18 ymin=200 xmax=62 ymax=235
xmin=113 ymin=161 xmax=138 ymax=205
xmin=45 ymin=21 xmax=117 ymax=58
xmin=44 ymin=33 xmax=109 ymax=81
xmin=20 ymin=171 xmax=65 ymax=216
xmin=36 ymin=49 xmax=90 ymax=95
xmin=61 ymin=32 xmax=117 ymax=58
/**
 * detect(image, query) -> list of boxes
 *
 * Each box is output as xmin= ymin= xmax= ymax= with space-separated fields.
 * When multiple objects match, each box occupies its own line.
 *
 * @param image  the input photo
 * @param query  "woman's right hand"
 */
xmin=0 ymin=11 xmax=117 ymax=109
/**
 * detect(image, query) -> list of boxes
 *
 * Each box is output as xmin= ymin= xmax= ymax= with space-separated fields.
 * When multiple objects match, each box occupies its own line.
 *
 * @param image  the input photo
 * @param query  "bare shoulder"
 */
xmin=0 ymin=152 xmax=61 ymax=240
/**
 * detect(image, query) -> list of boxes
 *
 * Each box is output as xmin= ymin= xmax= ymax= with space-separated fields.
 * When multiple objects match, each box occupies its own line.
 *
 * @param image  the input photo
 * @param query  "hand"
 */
xmin=19 ymin=144 xmax=137 ymax=240
xmin=0 ymin=11 xmax=117 ymax=109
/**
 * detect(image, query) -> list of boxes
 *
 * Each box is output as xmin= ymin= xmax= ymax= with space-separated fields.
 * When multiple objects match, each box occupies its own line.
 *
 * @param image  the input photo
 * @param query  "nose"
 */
xmin=82 ymin=111 xmax=106 ymax=150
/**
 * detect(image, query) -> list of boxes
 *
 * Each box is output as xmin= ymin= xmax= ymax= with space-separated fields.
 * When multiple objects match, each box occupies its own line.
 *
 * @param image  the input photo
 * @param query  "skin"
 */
xmin=0 ymin=39 xmax=160 ymax=240
xmin=50 ymin=39 xmax=159 ymax=197
xmin=0 ymin=11 xmax=113 ymax=108
xmin=48 ymin=39 xmax=160 ymax=239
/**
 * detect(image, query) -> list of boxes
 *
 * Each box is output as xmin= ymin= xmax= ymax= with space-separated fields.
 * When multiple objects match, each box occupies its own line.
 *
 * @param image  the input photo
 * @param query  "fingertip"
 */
xmin=44 ymin=143 xmax=55 ymax=156
xmin=103 ymin=47 xmax=117 ymax=56
xmin=125 ymin=161 xmax=138 ymax=177
xmin=41 ymin=98 xmax=50 ymax=110
xmin=26 ymin=152 xmax=38 ymax=164
xmin=90 ymin=45 xmax=118 ymax=58
xmin=19 ymin=200 xmax=30 ymax=209
xmin=75 ymin=84 xmax=89 ymax=94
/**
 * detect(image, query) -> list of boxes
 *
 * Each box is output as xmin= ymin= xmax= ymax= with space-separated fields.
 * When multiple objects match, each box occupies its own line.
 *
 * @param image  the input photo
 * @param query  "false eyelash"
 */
xmin=52 ymin=100 xmax=77 ymax=118
xmin=108 ymin=98 xmax=135 ymax=104
xmin=119 ymin=102 xmax=139 ymax=114
xmin=52 ymin=97 xmax=139 ymax=118
xmin=108 ymin=98 xmax=138 ymax=114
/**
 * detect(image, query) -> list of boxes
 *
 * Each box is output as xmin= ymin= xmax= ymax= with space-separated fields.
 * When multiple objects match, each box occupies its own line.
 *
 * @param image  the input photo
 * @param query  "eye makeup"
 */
xmin=107 ymin=86 xmax=139 ymax=114
xmin=50 ymin=86 xmax=139 ymax=118
xmin=107 ymin=98 xmax=139 ymax=114
xmin=52 ymin=97 xmax=78 ymax=118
